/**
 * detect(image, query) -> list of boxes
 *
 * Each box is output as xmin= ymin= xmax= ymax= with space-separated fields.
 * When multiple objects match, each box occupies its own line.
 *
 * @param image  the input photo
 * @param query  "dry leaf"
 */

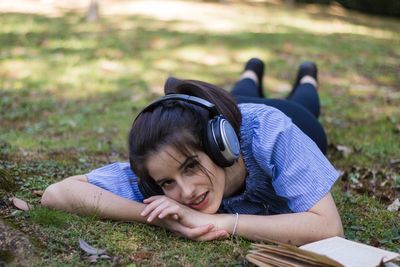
xmin=79 ymin=238 xmax=111 ymax=263
xmin=387 ymin=199 xmax=400 ymax=212
xmin=87 ymin=255 xmax=99 ymax=263
xmin=11 ymin=197 xmax=31 ymax=211
xmin=336 ymin=145 xmax=353 ymax=158
xmin=79 ymin=238 xmax=106 ymax=255
xmin=32 ymin=190 xmax=44 ymax=197
xmin=390 ymin=159 xmax=400 ymax=166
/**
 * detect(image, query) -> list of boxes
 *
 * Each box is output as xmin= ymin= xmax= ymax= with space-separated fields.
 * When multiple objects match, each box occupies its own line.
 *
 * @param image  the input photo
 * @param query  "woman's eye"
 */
xmin=160 ymin=180 xmax=174 ymax=188
xmin=184 ymin=161 xmax=198 ymax=173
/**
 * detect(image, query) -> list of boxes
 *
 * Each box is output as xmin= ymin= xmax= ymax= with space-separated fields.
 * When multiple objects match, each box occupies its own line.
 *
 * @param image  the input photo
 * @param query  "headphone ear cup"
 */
xmin=203 ymin=118 xmax=228 ymax=167
xmin=203 ymin=116 xmax=240 ymax=167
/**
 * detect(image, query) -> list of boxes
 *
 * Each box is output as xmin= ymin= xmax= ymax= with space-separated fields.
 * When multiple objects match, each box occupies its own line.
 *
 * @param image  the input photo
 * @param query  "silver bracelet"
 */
xmin=232 ymin=213 xmax=239 ymax=236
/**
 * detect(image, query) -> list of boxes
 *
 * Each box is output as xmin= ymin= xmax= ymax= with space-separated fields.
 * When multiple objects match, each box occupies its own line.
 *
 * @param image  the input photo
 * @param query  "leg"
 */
xmin=231 ymin=78 xmax=261 ymax=98
xmin=287 ymin=83 xmax=320 ymax=118
xmin=286 ymin=61 xmax=320 ymax=118
xmin=235 ymin=96 xmax=327 ymax=154
xmin=231 ymin=58 xmax=265 ymax=98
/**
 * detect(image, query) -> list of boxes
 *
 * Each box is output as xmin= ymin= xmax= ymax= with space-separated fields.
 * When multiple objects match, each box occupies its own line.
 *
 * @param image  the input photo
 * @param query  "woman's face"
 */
xmin=145 ymin=145 xmax=226 ymax=214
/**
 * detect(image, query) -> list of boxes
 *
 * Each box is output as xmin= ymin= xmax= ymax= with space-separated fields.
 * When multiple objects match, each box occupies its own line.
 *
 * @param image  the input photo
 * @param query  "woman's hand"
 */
xmin=141 ymin=196 xmax=229 ymax=241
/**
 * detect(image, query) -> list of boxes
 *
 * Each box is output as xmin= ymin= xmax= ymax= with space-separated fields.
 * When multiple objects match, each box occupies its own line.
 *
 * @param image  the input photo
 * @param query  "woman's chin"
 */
xmin=200 ymin=199 xmax=221 ymax=214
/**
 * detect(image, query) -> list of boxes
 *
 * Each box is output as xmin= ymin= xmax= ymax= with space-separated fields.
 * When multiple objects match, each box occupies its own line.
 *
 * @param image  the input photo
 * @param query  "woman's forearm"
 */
xmin=216 ymin=211 xmax=342 ymax=245
xmin=41 ymin=176 xmax=147 ymax=223
xmin=214 ymin=193 xmax=343 ymax=245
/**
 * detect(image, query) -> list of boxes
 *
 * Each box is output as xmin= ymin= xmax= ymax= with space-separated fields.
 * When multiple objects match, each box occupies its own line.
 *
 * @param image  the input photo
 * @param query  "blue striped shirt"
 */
xmin=87 ymin=103 xmax=339 ymax=214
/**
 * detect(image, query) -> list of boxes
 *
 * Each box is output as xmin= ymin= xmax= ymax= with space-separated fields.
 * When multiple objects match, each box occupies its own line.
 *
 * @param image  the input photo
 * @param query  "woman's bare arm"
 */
xmin=215 ymin=192 xmax=344 ymax=245
xmin=41 ymin=175 xmax=147 ymax=222
xmin=142 ymin=192 xmax=343 ymax=245
xmin=41 ymin=176 xmax=225 ymax=240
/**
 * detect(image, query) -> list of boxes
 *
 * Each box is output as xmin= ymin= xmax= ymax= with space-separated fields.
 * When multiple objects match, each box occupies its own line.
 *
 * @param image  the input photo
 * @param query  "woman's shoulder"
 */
xmin=238 ymin=103 xmax=291 ymax=135
xmin=238 ymin=102 xmax=277 ymax=113
xmin=86 ymin=162 xmax=144 ymax=202
xmin=238 ymin=103 xmax=289 ymax=123
xmin=87 ymin=162 xmax=133 ymax=176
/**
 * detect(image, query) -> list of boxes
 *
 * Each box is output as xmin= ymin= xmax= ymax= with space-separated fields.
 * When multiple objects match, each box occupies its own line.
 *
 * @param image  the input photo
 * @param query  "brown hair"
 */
xmin=128 ymin=77 xmax=242 ymax=197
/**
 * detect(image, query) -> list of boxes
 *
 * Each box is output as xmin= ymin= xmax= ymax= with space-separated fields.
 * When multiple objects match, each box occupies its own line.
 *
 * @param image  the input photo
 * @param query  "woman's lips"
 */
xmin=189 ymin=192 xmax=209 ymax=210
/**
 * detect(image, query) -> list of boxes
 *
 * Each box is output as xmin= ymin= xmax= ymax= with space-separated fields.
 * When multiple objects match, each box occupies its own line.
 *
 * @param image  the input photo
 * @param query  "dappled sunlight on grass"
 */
xmin=234 ymin=48 xmax=274 ymax=64
xmin=100 ymin=1 xmax=400 ymax=39
xmin=174 ymin=46 xmax=231 ymax=66
xmin=0 ymin=59 xmax=44 ymax=80
xmin=46 ymin=38 xmax=99 ymax=51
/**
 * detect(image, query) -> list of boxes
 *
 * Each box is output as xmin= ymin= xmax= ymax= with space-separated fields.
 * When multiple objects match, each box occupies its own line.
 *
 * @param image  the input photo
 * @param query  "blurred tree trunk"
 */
xmin=286 ymin=0 xmax=296 ymax=7
xmin=86 ymin=0 xmax=99 ymax=22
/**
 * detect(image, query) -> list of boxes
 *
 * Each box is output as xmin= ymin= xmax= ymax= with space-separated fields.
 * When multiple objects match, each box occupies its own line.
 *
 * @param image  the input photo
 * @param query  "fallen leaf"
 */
xmin=79 ymin=238 xmax=106 ymax=255
xmin=99 ymin=255 xmax=111 ymax=259
xmin=336 ymin=145 xmax=353 ymax=158
xmin=134 ymin=250 xmax=154 ymax=262
xmin=32 ymin=190 xmax=44 ymax=197
xmin=390 ymin=159 xmax=400 ymax=166
xmin=369 ymin=237 xmax=381 ymax=247
xmin=79 ymin=239 xmax=112 ymax=264
xmin=11 ymin=197 xmax=31 ymax=211
xmin=282 ymin=42 xmax=294 ymax=53
xmin=3 ymin=210 xmax=23 ymax=218
xmin=387 ymin=199 xmax=400 ymax=212
xmin=88 ymin=255 xmax=99 ymax=263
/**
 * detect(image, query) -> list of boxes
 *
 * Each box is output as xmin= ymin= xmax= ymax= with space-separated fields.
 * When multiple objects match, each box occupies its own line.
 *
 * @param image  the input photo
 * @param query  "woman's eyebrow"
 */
xmin=178 ymin=155 xmax=198 ymax=170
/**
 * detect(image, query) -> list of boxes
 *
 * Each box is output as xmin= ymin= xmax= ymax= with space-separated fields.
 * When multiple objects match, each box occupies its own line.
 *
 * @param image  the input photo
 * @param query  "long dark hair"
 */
xmin=128 ymin=77 xmax=242 ymax=197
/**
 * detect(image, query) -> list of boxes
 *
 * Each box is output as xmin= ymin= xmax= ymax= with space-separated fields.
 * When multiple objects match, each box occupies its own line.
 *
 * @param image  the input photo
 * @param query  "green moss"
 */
xmin=29 ymin=207 xmax=77 ymax=227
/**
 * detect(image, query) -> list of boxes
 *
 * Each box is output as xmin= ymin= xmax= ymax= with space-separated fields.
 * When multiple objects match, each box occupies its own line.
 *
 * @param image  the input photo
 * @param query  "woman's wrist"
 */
xmin=213 ymin=213 xmax=239 ymax=234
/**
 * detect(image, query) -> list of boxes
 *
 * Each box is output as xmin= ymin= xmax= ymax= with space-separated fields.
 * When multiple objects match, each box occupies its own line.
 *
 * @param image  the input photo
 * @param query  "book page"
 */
xmin=300 ymin=237 xmax=400 ymax=267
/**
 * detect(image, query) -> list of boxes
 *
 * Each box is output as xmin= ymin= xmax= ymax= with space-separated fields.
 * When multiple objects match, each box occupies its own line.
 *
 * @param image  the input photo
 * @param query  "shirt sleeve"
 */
xmin=86 ymin=162 xmax=144 ymax=202
xmin=252 ymin=107 xmax=339 ymax=212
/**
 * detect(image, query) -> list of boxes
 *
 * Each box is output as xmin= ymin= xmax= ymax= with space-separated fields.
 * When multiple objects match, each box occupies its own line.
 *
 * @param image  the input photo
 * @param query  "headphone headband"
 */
xmin=136 ymin=94 xmax=219 ymax=119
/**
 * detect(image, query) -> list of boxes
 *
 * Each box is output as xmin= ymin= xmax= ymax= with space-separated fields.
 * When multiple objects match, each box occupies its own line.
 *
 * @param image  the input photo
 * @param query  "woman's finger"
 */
xmin=194 ymin=230 xmax=229 ymax=242
xmin=146 ymin=201 xmax=172 ymax=223
xmin=158 ymin=205 xmax=181 ymax=219
xmin=143 ymin=195 xmax=163 ymax=204
xmin=141 ymin=196 xmax=169 ymax=217
xmin=179 ymin=224 xmax=214 ymax=239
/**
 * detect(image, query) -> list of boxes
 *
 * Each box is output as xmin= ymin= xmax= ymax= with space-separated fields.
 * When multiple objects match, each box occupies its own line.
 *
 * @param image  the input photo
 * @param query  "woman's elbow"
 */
xmin=324 ymin=216 xmax=344 ymax=239
xmin=41 ymin=183 xmax=61 ymax=208
xmin=333 ymin=220 xmax=344 ymax=238
xmin=41 ymin=175 xmax=86 ymax=209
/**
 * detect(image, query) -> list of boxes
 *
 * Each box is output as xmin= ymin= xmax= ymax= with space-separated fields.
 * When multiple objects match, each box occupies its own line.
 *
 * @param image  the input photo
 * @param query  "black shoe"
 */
xmin=288 ymin=61 xmax=318 ymax=98
xmin=292 ymin=61 xmax=318 ymax=90
xmin=244 ymin=58 xmax=265 ymax=97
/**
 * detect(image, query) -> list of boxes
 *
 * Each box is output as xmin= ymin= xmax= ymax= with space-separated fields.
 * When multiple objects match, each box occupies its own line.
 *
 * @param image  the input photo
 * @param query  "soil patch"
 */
xmin=0 ymin=219 xmax=37 ymax=266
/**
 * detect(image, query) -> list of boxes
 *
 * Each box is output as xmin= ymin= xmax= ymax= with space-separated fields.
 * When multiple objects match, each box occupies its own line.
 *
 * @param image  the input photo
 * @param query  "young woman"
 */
xmin=41 ymin=59 xmax=343 ymax=245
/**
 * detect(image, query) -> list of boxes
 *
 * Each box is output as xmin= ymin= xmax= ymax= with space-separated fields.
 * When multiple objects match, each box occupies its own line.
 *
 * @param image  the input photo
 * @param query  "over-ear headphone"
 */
xmin=134 ymin=93 xmax=241 ymax=168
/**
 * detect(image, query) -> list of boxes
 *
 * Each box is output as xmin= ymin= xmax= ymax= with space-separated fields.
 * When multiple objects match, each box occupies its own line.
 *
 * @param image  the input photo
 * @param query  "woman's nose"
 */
xmin=179 ymin=181 xmax=196 ymax=202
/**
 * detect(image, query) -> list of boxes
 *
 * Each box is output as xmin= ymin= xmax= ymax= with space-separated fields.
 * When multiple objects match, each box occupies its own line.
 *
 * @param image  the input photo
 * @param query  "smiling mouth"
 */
xmin=189 ymin=192 xmax=209 ymax=209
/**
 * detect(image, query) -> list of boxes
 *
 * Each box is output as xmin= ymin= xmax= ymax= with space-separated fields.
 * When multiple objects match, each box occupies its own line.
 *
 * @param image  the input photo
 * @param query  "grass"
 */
xmin=0 ymin=0 xmax=399 ymax=265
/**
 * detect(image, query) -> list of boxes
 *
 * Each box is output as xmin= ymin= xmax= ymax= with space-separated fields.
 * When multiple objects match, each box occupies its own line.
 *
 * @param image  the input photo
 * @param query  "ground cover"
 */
xmin=0 ymin=0 xmax=399 ymax=265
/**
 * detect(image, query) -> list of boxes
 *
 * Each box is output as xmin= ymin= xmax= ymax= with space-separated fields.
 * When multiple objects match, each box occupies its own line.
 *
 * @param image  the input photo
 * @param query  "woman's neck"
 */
xmin=223 ymin=155 xmax=247 ymax=197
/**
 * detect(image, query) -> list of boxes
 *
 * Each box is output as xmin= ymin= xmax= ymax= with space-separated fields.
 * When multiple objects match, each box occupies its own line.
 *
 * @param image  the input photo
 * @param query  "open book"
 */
xmin=246 ymin=236 xmax=400 ymax=267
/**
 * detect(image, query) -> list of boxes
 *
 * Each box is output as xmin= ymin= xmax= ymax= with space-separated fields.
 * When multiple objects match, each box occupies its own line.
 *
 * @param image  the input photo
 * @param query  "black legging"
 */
xmin=231 ymin=78 xmax=327 ymax=154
